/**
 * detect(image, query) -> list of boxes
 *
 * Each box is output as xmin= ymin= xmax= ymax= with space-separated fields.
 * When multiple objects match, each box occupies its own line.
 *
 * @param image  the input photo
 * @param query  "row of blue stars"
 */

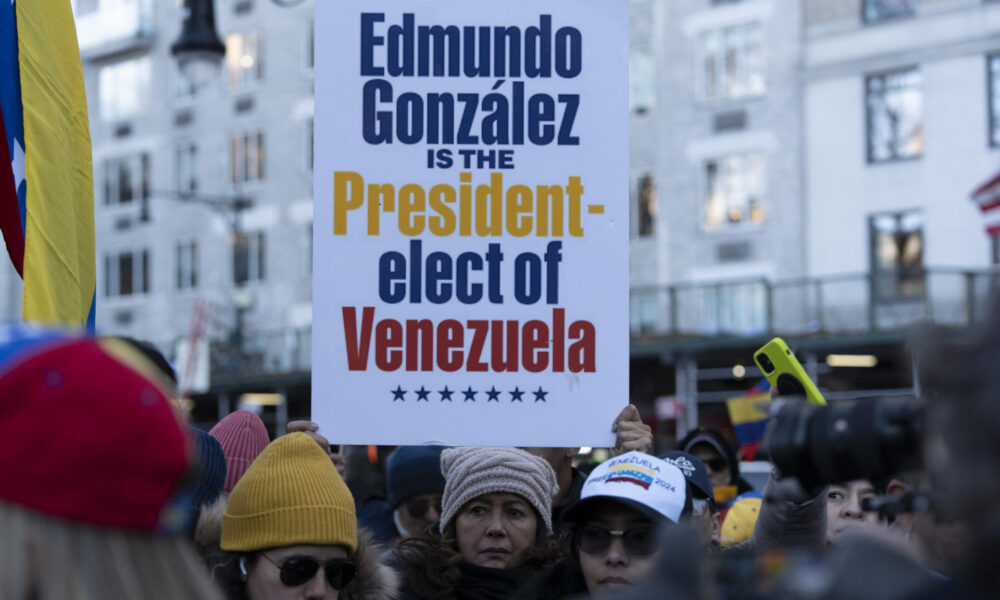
xmin=390 ymin=385 xmax=548 ymax=402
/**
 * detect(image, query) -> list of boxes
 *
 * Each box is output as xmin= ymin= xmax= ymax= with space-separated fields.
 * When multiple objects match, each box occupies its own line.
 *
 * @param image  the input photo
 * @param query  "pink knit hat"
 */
xmin=210 ymin=410 xmax=270 ymax=491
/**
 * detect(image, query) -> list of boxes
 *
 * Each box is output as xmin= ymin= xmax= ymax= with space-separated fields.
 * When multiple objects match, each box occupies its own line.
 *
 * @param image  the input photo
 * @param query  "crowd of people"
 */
xmin=0 ymin=320 xmax=995 ymax=600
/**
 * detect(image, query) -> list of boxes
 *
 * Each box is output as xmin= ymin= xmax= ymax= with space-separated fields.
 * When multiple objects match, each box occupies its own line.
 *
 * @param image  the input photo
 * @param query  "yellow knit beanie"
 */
xmin=221 ymin=432 xmax=357 ymax=553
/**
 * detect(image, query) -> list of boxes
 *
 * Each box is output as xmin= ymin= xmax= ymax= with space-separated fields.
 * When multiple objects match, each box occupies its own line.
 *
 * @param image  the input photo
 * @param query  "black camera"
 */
xmin=764 ymin=396 xmax=924 ymax=494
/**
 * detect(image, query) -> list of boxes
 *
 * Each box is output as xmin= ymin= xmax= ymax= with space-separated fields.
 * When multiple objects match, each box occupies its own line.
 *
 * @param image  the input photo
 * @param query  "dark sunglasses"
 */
xmin=404 ymin=497 xmax=442 ymax=519
xmin=259 ymin=554 xmax=357 ymax=589
xmin=577 ymin=525 xmax=658 ymax=557
xmin=703 ymin=457 xmax=728 ymax=472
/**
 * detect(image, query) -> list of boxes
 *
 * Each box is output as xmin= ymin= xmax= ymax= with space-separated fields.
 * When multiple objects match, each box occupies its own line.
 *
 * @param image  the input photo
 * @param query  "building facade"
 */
xmin=63 ymin=0 xmax=1000 ymax=438
xmin=75 ymin=0 xmax=316 ymax=428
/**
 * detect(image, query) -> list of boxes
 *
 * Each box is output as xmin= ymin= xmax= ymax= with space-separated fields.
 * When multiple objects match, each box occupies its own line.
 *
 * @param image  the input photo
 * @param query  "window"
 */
xmin=103 ymin=154 xmax=150 ymax=209
xmin=176 ymin=67 xmax=195 ymax=100
xmin=630 ymin=53 xmax=656 ymax=114
xmin=630 ymin=293 xmax=660 ymax=335
xmin=698 ymin=23 xmax=765 ymax=102
xmin=306 ymin=19 xmax=315 ymax=70
xmin=104 ymin=249 xmax=151 ymax=297
xmin=990 ymin=54 xmax=1000 ymax=148
xmin=306 ymin=222 xmax=313 ymax=274
xmin=99 ymin=57 xmax=152 ymax=122
xmin=226 ymin=31 xmax=263 ymax=86
xmin=867 ymin=67 xmax=922 ymax=163
xmin=863 ymin=0 xmax=916 ymax=24
xmin=233 ymin=231 xmax=266 ymax=284
xmin=870 ymin=210 xmax=924 ymax=301
xmin=629 ymin=1 xmax=656 ymax=114
xmin=633 ymin=173 xmax=657 ymax=237
xmin=704 ymin=153 xmax=766 ymax=230
xmin=175 ymin=142 xmax=197 ymax=194
xmin=306 ymin=118 xmax=314 ymax=171
xmin=230 ymin=130 xmax=265 ymax=184
xmin=74 ymin=0 xmax=99 ymax=16
xmin=176 ymin=241 xmax=198 ymax=290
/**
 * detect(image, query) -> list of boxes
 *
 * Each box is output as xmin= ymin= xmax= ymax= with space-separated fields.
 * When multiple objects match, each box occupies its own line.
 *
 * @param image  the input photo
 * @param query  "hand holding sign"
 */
xmin=610 ymin=404 xmax=653 ymax=457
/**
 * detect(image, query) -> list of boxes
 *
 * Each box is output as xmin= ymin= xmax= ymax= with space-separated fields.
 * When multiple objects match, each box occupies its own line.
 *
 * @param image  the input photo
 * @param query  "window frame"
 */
xmin=862 ymin=0 xmax=917 ymax=25
xmin=305 ymin=117 xmax=314 ymax=173
xmin=98 ymin=56 xmax=153 ymax=123
xmin=226 ymin=29 xmax=264 ymax=88
xmin=695 ymin=21 xmax=766 ymax=104
xmin=988 ymin=53 xmax=1000 ymax=149
xmin=304 ymin=17 xmax=315 ymax=73
xmin=868 ymin=209 xmax=926 ymax=303
xmin=176 ymin=240 xmax=199 ymax=291
xmin=865 ymin=66 xmax=923 ymax=165
xmin=175 ymin=141 xmax=198 ymax=195
xmin=229 ymin=129 xmax=266 ymax=186
xmin=700 ymin=151 xmax=768 ymax=233
xmin=103 ymin=153 xmax=151 ymax=210
xmin=104 ymin=248 xmax=151 ymax=298
xmin=233 ymin=230 xmax=266 ymax=285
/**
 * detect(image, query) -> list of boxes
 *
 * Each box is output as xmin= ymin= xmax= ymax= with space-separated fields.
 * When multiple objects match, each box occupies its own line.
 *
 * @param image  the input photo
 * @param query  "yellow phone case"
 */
xmin=753 ymin=338 xmax=826 ymax=406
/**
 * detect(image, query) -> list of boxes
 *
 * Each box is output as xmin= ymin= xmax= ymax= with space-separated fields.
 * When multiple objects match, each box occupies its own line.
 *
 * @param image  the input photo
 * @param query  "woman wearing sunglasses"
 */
xmin=393 ymin=446 xmax=562 ymax=600
xmin=212 ymin=433 xmax=398 ymax=600
xmin=559 ymin=451 xmax=688 ymax=596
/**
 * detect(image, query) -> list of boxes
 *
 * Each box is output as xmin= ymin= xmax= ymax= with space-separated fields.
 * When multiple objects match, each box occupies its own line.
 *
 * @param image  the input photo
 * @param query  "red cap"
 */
xmin=0 ymin=336 xmax=191 ymax=532
xmin=210 ymin=410 xmax=270 ymax=491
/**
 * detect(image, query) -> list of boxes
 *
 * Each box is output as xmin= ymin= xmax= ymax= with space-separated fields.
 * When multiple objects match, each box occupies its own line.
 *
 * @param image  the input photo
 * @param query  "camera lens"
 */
xmin=757 ymin=352 xmax=774 ymax=373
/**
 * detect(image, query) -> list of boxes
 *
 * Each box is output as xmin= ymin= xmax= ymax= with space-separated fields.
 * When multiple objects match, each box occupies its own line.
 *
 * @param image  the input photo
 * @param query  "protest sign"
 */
xmin=313 ymin=0 xmax=628 ymax=446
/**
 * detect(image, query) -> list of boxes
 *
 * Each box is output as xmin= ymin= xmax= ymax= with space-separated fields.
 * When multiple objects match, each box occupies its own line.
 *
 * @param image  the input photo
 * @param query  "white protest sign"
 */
xmin=313 ymin=0 xmax=628 ymax=446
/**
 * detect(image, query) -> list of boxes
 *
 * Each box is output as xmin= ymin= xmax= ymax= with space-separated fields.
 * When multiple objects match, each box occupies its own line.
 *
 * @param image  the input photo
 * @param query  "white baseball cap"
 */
xmin=564 ymin=451 xmax=688 ymax=524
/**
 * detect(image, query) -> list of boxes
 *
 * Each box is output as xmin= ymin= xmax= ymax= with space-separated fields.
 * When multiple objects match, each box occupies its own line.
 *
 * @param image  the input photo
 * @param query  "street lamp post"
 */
xmin=172 ymin=0 xmax=306 ymax=87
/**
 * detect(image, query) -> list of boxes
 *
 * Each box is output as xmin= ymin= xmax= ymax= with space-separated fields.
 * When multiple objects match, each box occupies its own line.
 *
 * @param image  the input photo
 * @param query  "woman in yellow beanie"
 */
xmin=210 ymin=432 xmax=398 ymax=600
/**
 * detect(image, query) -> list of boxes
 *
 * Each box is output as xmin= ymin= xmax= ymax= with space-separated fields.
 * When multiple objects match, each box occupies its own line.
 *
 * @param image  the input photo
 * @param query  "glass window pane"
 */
xmin=699 ymin=23 xmax=764 ymax=101
xmin=119 ymin=253 xmax=133 ymax=296
xmin=99 ymin=57 xmax=151 ymax=122
xmin=867 ymin=67 xmax=923 ymax=162
xmin=141 ymin=250 xmax=150 ymax=294
xmin=864 ymin=0 xmax=916 ymax=24
xmin=990 ymin=55 xmax=1000 ymax=148
xmin=703 ymin=153 xmax=767 ymax=230
xmin=257 ymin=233 xmax=266 ymax=281
xmin=869 ymin=210 xmax=925 ymax=300
xmin=227 ymin=31 xmax=262 ymax=86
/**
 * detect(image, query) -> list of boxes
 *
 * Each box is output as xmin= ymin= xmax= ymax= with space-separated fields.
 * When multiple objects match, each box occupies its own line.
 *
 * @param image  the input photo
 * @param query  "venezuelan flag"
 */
xmin=1 ymin=1 xmax=95 ymax=329
xmin=726 ymin=379 xmax=771 ymax=461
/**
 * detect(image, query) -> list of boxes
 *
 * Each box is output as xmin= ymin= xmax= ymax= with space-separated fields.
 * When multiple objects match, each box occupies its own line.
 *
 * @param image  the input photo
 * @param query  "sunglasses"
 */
xmin=577 ymin=525 xmax=658 ymax=557
xmin=703 ymin=457 xmax=728 ymax=472
xmin=258 ymin=554 xmax=357 ymax=589
xmin=691 ymin=497 xmax=712 ymax=517
xmin=404 ymin=497 xmax=442 ymax=519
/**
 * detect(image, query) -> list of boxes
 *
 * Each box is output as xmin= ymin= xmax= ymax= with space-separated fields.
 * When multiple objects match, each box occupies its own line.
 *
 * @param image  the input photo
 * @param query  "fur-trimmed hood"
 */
xmin=195 ymin=496 xmax=398 ymax=599
xmin=343 ymin=528 xmax=400 ymax=600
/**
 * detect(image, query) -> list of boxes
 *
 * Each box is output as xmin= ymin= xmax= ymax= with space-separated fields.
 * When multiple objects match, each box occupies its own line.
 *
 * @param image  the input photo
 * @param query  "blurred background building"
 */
xmin=5 ymin=0 xmax=992 ymax=438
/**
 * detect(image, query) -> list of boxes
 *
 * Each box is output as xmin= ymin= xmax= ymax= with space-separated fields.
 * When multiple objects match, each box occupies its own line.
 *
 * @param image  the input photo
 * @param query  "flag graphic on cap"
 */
xmin=1 ymin=0 xmax=96 ymax=329
xmin=607 ymin=463 xmax=655 ymax=490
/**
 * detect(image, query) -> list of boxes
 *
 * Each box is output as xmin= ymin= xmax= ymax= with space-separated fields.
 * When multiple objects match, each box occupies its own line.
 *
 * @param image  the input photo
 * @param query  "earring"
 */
xmin=238 ymin=556 xmax=249 ymax=582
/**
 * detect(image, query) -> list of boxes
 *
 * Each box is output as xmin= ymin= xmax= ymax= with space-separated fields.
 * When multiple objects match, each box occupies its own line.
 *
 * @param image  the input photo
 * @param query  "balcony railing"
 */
xmin=629 ymin=267 xmax=1000 ymax=341
xmin=163 ymin=268 xmax=999 ymax=383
